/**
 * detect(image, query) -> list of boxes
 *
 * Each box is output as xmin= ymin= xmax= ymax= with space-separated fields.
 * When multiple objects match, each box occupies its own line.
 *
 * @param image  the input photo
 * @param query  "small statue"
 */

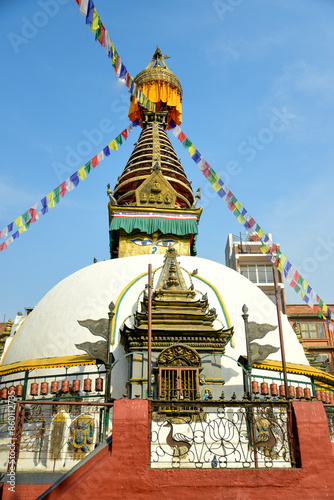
xmin=107 ymin=183 xmax=117 ymax=205
xmin=192 ymin=188 xmax=201 ymax=208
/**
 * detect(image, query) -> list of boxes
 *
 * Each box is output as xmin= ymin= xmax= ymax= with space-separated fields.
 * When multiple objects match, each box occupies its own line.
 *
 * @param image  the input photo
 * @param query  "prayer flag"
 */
xmin=182 ymin=138 xmax=192 ymax=149
xmin=70 ymin=172 xmax=79 ymax=186
xmin=178 ymin=131 xmax=186 ymax=142
xmin=85 ymin=0 xmax=94 ymax=25
xmin=78 ymin=166 xmax=87 ymax=181
xmin=109 ymin=140 xmax=118 ymax=151
xmin=85 ymin=161 xmax=92 ymax=174
xmin=121 ymin=129 xmax=128 ymax=140
xmin=66 ymin=178 xmax=74 ymax=192
xmin=116 ymin=134 xmax=123 ymax=146
xmin=60 ymin=181 xmax=66 ymax=197
xmin=188 ymin=145 xmax=196 ymax=156
xmin=79 ymin=0 xmax=89 ymax=16
xmin=103 ymin=146 xmax=111 ymax=157
xmin=47 ymin=192 xmax=55 ymax=209
xmin=97 ymin=151 xmax=104 ymax=162
xmin=15 ymin=216 xmax=23 ymax=229
xmin=91 ymin=155 xmax=98 ymax=167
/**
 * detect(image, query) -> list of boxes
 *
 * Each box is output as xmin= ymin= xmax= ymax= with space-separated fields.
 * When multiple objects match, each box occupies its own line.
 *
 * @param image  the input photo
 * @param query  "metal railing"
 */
xmin=150 ymin=399 xmax=295 ymax=469
xmin=0 ymin=400 xmax=113 ymax=473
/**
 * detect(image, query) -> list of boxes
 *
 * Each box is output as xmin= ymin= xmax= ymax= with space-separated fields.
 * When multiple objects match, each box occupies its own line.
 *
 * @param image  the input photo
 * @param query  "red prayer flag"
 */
xmin=75 ymin=0 xmax=80 ymax=4
xmin=99 ymin=25 xmax=105 ymax=47
xmin=91 ymin=156 xmax=98 ymax=167
xmin=60 ymin=181 xmax=67 ymax=197
xmin=126 ymin=73 xmax=131 ymax=88
xmin=0 ymin=242 xmax=7 ymax=251
xmin=121 ymin=129 xmax=128 ymax=140
xmin=178 ymin=131 xmax=186 ymax=142
xmin=293 ymin=270 xmax=300 ymax=282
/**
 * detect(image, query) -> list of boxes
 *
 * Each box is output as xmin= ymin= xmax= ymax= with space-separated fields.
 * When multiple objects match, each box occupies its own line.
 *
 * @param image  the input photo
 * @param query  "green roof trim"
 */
xmin=109 ymin=216 xmax=198 ymax=236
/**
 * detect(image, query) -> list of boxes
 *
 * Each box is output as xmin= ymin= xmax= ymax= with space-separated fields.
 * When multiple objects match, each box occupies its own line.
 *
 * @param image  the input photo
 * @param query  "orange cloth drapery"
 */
xmin=128 ymin=81 xmax=182 ymax=126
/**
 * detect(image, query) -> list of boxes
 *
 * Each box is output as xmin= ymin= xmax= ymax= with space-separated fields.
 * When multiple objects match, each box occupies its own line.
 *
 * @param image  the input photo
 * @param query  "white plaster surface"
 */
xmin=1 ymin=255 xmax=309 ymax=369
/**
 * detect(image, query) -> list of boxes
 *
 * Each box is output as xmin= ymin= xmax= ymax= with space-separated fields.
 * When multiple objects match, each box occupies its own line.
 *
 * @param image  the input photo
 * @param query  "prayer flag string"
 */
xmin=74 ymin=0 xmax=155 ymax=120
xmin=0 ymin=124 xmax=134 ymax=251
xmin=168 ymin=119 xmax=334 ymax=329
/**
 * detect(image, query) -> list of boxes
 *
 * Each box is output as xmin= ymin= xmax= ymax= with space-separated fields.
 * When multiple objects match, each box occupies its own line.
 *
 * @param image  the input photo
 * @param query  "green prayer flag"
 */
xmin=182 ymin=138 xmax=192 ymax=149
xmin=319 ymin=299 xmax=323 ymax=307
xmin=297 ymin=276 xmax=304 ymax=286
xmin=54 ymin=194 xmax=60 ymax=204
xmin=294 ymin=285 xmax=300 ymax=293
xmin=116 ymin=134 xmax=123 ymax=146
xmin=22 ymin=211 xmax=30 ymax=223
xmin=231 ymin=195 xmax=237 ymax=204
xmin=112 ymin=50 xmax=117 ymax=68
xmin=317 ymin=311 xmax=323 ymax=318
xmin=53 ymin=186 xmax=60 ymax=197
xmin=85 ymin=162 xmax=92 ymax=174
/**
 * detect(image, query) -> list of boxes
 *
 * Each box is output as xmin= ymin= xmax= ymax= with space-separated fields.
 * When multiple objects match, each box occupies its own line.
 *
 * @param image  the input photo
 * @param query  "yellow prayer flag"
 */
xmin=47 ymin=192 xmax=55 ymax=209
xmin=91 ymin=8 xmax=99 ymax=31
xmin=323 ymin=304 xmax=328 ymax=314
xmin=302 ymin=280 xmax=308 ymax=290
xmin=15 ymin=216 xmax=23 ymax=228
xmin=188 ymin=145 xmax=196 ymax=156
xmin=18 ymin=225 xmax=27 ymax=234
xmin=260 ymin=244 xmax=269 ymax=254
xmin=212 ymin=181 xmax=221 ymax=192
xmin=237 ymin=214 xmax=246 ymax=224
xmin=258 ymin=228 xmax=265 ymax=238
xmin=109 ymin=140 xmax=118 ymax=151
xmin=277 ymin=262 xmax=283 ymax=273
xmin=78 ymin=166 xmax=87 ymax=181
xmin=301 ymin=290 xmax=305 ymax=299
xmin=235 ymin=201 xmax=242 ymax=210
xmin=280 ymin=254 xmax=286 ymax=267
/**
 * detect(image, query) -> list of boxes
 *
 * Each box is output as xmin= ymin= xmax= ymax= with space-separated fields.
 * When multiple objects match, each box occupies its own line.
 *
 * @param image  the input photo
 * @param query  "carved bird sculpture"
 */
xmin=164 ymin=422 xmax=192 ymax=453
xmin=253 ymin=424 xmax=276 ymax=448
xmin=192 ymin=269 xmax=198 ymax=275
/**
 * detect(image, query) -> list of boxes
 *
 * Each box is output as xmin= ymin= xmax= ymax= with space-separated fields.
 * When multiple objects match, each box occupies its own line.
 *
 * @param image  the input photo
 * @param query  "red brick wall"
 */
xmin=2 ymin=399 xmax=334 ymax=500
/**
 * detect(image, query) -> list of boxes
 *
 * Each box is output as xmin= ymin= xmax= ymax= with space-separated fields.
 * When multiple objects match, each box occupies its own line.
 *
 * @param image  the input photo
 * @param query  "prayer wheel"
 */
xmin=95 ymin=377 xmax=103 ymax=392
xmin=303 ymin=388 xmax=311 ymax=400
xmin=295 ymin=386 xmax=303 ymax=399
xmin=261 ymin=382 xmax=269 ymax=395
xmin=1 ymin=387 xmax=8 ymax=400
xmin=288 ymin=386 xmax=295 ymax=399
xmin=251 ymin=381 xmax=259 ymax=394
xmin=279 ymin=384 xmax=285 ymax=397
xmin=15 ymin=384 xmax=23 ymax=397
xmin=40 ymin=382 xmax=49 ymax=395
xmin=8 ymin=385 xmax=15 ymax=396
xmin=326 ymin=392 xmax=331 ymax=404
xmin=315 ymin=390 xmax=321 ymax=401
xmin=331 ymin=393 xmax=334 ymax=404
xmin=84 ymin=377 xmax=92 ymax=392
xmin=30 ymin=383 xmax=38 ymax=396
xmin=61 ymin=379 xmax=70 ymax=393
xmin=51 ymin=380 xmax=59 ymax=394
xmin=321 ymin=391 xmax=327 ymax=402
xmin=72 ymin=379 xmax=80 ymax=392
xmin=270 ymin=383 xmax=278 ymax=396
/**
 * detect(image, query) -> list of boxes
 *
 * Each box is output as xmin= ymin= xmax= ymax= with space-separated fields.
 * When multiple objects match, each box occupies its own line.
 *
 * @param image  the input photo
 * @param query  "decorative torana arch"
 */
xmin=157 ymin=344 xmax=201 ymax=368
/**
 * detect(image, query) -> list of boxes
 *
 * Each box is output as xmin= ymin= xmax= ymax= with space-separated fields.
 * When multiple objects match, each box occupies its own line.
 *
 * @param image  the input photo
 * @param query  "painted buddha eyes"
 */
xmin=131 ymin=238 xmax=177 ymax=247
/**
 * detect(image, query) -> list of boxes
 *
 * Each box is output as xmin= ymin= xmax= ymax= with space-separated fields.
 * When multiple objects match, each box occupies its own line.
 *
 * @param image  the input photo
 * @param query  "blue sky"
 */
xmin=1 ymin=0 xmax=334 ymax=321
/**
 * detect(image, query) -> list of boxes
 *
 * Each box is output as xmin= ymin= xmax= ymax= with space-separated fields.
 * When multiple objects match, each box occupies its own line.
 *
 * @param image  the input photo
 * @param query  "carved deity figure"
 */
xmin=68 ymin=416 xmax=94 ymax=459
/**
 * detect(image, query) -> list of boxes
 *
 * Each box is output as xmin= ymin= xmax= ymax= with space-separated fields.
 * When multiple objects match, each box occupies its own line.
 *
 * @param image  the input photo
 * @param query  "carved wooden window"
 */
xmin=159 ymin=367 xmax=199 ymax=400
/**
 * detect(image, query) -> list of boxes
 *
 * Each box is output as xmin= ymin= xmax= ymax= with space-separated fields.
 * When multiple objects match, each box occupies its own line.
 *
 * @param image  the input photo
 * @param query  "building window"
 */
xmin=239 ymin=265 xmax=274 ymax=284
xmin=299 ymin=322 xmax=325 ymax=339
xmin=159 ymin=367 xmax=199 ymax=400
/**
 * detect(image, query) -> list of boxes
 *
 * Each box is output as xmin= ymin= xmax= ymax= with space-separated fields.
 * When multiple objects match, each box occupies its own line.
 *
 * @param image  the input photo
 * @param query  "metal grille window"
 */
xmin=299 ymin=322 xmax=325 ymax=339
xmin=239 ymin=265 xmax=274 ymax=284
xmin=159 ymin=367 xmax=199 ymax=400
